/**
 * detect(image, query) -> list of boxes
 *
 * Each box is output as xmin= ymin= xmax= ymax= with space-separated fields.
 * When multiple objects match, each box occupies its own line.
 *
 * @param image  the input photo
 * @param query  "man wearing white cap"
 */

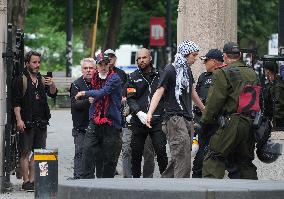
xmin=104 ymin=49 xmax=127 ymax=89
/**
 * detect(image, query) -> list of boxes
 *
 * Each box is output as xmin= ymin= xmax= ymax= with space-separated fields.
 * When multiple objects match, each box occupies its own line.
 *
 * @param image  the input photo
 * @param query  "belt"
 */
xmin=169 ymin=114 xmax=192 ymax=121
xmin=232 ymin=111 xmax=257 ymax=119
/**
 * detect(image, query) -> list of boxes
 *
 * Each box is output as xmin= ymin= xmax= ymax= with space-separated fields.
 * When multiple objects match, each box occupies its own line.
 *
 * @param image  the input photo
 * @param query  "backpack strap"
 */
xmin=22 ymin=75 xmax=27 ymax=97
xmin=22 ymin=75 xmax=45 ymax=97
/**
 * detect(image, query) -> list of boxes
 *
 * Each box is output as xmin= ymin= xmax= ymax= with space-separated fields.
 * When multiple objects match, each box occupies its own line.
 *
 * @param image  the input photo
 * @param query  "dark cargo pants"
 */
xmin=202 ymin=115 xmax=257 ymax=179
xmin=81 ymin=122 xmax=122 ymax=178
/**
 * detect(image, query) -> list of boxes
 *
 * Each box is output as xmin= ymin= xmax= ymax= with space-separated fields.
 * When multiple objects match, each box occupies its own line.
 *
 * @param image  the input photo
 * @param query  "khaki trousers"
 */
xmin=162 ymin=116 xmax=193 ymax=178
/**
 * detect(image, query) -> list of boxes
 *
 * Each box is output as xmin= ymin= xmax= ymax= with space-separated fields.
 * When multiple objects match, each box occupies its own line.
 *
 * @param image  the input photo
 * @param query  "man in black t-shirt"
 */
xmin=13 ymin=51 xmax=57 ymax=190
xmin=146 ymin=40 xmax=205 ymax=178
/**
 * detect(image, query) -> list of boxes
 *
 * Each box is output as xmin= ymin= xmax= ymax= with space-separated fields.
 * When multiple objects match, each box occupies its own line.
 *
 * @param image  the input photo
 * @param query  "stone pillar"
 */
xmin=177 ymin=0 xmax=237 ymax=77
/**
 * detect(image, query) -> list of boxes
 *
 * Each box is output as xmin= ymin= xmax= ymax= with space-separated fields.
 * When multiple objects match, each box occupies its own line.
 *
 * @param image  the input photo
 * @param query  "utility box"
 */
xmin=34 ymin=149 xmax=58 ymax=199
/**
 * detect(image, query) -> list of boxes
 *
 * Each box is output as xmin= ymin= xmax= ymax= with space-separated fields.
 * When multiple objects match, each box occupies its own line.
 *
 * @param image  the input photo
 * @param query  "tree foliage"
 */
xmin=15 ymin=0 xmax=280 ymax=71
xmin=238 ymin=0 xmax=279 ymax=55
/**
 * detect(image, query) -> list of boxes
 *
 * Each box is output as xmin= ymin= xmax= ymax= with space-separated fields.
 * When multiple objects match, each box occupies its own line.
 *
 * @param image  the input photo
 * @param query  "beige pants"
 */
xmin=161 ymin=116 xmax=192 ymax=178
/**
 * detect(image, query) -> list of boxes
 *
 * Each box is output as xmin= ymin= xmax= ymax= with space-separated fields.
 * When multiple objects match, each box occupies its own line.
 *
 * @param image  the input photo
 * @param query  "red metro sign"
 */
xmin=149 ymin=17 xmax=166 ymax=46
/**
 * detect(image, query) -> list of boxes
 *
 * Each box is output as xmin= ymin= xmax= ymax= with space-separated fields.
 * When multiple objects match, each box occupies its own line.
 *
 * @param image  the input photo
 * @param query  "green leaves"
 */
xmin=24 ymin=0 xmax=279 ymax=72
xmin=238 ymin=0 xmax=278 ymax=55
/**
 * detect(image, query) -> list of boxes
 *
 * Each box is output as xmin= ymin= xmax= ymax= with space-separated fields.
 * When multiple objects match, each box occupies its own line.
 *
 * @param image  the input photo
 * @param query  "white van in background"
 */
xmin=114 ymin=44 xmax=139 ymax=74
xmin=72 ymin=44 xmax=140 ymax=78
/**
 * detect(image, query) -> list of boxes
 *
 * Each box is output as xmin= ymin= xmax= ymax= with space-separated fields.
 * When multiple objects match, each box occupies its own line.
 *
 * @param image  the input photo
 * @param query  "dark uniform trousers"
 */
xmin=202 ymin=115 xmax=257 ymax=179
xmin=130 ymin=123 xmax=168 ymax=178
xmin=192 ymin=124 xmax=240 ymax=179
xmin=72 ymin=128 xmax=86 ymax=179
xmin=81 ymin=122 xmax=122 ymax=178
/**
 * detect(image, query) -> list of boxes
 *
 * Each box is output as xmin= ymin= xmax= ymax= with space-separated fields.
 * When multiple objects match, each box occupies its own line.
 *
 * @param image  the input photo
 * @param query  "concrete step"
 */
xmin=58 ymin=178 xmax=284 ymax=199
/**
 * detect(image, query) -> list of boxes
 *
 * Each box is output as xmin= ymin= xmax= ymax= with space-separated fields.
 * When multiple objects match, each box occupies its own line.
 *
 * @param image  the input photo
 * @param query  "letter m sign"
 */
xmin=150 ymin=17 xmax=166 ymax=46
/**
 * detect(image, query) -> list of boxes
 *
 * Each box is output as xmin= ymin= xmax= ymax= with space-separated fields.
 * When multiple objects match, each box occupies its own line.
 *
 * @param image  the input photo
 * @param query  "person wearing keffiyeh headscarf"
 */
xmin=174 ymin=40 xmax=200 ymax=109
xmin=145 ymin=40 xmax=205 ymax=178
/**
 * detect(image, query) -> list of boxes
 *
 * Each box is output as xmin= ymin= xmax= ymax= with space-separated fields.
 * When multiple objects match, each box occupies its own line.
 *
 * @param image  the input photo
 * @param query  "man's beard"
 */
xmin=139 ymin=63 xmax=150 ymax=72
xmin=28 ymin=67 xmax=39 ymax=75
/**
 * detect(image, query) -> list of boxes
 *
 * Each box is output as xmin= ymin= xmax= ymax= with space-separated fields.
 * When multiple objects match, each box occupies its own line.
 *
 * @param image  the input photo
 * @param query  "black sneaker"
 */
xmin=21 ymin=181 xmax=34 ymax=192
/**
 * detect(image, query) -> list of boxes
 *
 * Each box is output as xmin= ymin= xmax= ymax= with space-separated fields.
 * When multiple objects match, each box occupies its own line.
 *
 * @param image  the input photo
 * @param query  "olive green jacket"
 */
xmin=201 ymin=60 xmax=259 ymax=124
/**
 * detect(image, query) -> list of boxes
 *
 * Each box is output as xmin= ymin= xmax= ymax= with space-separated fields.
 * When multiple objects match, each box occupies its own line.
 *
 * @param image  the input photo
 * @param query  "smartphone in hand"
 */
xmin=46 ymin=71 xmax=53 ymax=78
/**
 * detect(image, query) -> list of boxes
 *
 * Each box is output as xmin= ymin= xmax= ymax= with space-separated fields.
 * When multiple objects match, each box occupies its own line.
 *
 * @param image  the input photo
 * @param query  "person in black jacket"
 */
xmin=192 ymin=49 xmax=224 ymax=177
xmin=70 ymin=57 xmax=96 ymax=179
xmin=13 ymin=50 xmax=57 ymax=191
xmin=127 ymin=48 xmax=168 ymax=178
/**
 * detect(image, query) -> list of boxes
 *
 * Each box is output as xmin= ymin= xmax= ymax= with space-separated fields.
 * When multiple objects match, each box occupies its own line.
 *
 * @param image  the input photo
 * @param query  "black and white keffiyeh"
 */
xmin=173 ymin=40 xmax=199 ymax=109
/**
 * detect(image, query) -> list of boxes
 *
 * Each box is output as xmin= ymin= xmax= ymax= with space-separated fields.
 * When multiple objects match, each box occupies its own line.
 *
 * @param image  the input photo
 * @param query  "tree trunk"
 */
xmin=7 ymin=0 xmax=29 ymax=45
xmin=8 ymin=0 xmax=29 ymax=29
xmin=82 ymin=24 xmax=92 ymax=50
xmin=103 ymin=0 xmax=123 ymax=50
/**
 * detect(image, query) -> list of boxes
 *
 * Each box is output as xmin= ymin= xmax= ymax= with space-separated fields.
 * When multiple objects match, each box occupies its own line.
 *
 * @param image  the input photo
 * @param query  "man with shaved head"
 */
xmin=126 ymin=48 xmax=168 ymax=178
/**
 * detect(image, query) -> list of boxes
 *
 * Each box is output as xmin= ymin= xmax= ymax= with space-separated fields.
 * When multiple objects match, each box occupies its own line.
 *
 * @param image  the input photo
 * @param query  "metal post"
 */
xmin=279 ymin=0 xmax=284 ymax=55
xmin=166 ymin=0 xmax=172 ymax=64
xmin=66 ymin=0 xmax=73 ymax=77
xmin=91 ymin=0 xmax=100 ymax=57
xmin=3 ymin=23 xmax=13 ymax=189
xmin=34 ymin=149 xmax=58 ymax=199
xmin=0 ymin=0 xmax=7 ymax=193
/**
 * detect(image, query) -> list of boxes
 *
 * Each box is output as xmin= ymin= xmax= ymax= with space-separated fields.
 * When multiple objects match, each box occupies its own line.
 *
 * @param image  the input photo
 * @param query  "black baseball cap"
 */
xmin=200 ymin=49 xmax=224 ymax=62
xmin=223 ymin=42 xmax=240 ymax=54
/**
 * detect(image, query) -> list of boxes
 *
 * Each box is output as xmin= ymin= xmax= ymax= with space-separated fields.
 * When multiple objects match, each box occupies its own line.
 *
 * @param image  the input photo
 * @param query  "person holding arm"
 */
xmin=146 ymin=40 xmax=204 ymax=178
xmin=76 ymin=53 xmax=122 ymax=178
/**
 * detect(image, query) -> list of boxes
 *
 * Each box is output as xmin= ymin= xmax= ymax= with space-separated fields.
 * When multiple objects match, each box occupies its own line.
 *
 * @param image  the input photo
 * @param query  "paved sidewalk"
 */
xmin=1 ymin=109 xmax=284 ymax=198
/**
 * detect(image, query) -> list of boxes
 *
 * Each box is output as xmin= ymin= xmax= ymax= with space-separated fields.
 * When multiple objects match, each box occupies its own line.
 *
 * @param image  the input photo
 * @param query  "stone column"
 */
xmin=177 ymin=0 xmax=237 ymax=77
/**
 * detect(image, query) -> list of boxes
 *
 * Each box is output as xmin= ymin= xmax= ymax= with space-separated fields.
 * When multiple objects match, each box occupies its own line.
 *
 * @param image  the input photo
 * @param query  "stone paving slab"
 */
xmin=2 ymin=110 xmax=284 ymax=199
xmin=58 ymin=178 xmax=284 ymax=199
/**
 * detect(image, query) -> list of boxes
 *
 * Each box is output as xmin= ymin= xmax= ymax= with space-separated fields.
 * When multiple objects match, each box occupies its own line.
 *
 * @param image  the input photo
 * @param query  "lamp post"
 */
xmin=279 ymin=0 xmax=284 ymax=55
xmin=166 ymin=0 xmax=172 ymax=64
xmin=66 ymin=0 xmax=73 ymax=77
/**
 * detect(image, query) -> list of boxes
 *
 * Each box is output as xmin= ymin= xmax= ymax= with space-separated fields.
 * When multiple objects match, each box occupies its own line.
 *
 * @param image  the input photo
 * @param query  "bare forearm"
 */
xmin=14 ymin=107 xmax=22 ymax=121
xmin=192 ymin=89 xmax=205 ymax=111
xmin=148 ymin=87 xmax=164 ymax=115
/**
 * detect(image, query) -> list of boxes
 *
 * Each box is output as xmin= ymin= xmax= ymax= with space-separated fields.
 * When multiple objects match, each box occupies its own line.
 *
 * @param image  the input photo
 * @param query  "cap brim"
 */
xmin=104 ymin=49 xmax=116 ymax=56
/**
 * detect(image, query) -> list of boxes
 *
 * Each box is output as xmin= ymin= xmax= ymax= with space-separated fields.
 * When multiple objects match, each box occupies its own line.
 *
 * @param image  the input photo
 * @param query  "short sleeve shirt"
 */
xmin=158 ymin=64 xmax=194 ymax=120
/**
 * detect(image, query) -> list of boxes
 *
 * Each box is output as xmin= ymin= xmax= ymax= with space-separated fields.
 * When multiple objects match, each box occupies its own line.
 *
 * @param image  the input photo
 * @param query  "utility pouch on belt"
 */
xmin=253 ymin=111 xmax=262 ymax=128
xmin=218 ymin=115 xmax=226 ymax=128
